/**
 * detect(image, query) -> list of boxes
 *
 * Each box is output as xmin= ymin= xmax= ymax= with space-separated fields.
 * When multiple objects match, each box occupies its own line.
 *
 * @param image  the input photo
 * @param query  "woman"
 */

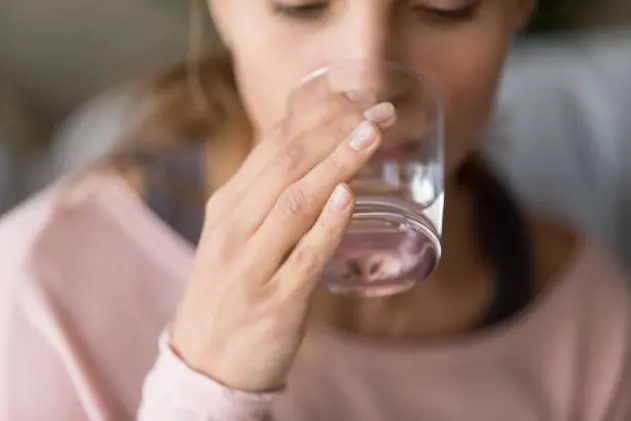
xmin=1 ymin=0 xmax=630 ymax=419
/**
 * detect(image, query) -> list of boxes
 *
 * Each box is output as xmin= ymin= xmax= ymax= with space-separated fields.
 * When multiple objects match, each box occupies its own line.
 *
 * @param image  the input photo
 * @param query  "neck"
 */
xmin=436 ymin=176 xmax=488 ymax=281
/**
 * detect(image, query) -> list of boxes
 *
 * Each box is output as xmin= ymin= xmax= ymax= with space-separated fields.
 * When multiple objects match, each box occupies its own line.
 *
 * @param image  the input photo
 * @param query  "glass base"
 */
xmin=320 ymin=198 xmax=442 ymax=298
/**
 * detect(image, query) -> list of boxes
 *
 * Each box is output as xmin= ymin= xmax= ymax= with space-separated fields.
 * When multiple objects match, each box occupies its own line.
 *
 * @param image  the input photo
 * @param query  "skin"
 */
xmin=171 ymin=0 xmax=576 ymax=393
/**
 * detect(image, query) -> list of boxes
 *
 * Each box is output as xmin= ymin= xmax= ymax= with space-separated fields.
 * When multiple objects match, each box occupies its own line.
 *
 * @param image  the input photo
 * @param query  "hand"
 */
xmin=170 ymin=92 xmax=396 ymax=393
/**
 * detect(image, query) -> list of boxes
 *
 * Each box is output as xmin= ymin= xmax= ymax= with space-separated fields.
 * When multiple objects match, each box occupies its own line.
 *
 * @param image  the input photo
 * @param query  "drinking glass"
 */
xmin=285 ymin=60 xmax=444 ymax=297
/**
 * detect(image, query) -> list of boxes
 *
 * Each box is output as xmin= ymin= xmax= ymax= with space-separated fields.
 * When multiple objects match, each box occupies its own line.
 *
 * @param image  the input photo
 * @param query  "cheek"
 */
xmin=414 ymin=30 xmax=511 ymax=176
xmin=212 ymin=3 xmax=293 ymax=134
xmin=230 ymin=20 xmax=322 ymax=136
xmin=234 ymin=53 xmax=296 ymax=135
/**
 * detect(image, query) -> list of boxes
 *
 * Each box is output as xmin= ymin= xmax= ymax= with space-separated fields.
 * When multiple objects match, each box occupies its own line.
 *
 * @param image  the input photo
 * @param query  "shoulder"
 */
xmin=565 ymin=244 xmax=631 ymax=419
xmin=0 ymin=173 xmax=189 ymax=399
xmin=0 ymin=174 xmax=190 ymax=418
xmin=528 ymin=216 xmax=631 ymax=341
xmin=0 ymin=172 xmax=189 ymax=308
xmin=529 ymin=215 xmax=629 ymax=295
xmin=0 ymin=176 xmax=127 ymax=302
xmin=528 ymin=217 xmax=631 ymax=418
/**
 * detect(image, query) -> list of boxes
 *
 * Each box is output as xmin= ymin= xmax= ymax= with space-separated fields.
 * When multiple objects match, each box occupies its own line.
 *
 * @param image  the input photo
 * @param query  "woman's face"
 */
xmin=209 ymin=0 xmax=534 ymax=175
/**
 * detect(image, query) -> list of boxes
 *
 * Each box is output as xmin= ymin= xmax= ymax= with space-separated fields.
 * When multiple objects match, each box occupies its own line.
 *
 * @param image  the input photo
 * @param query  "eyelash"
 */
xmin=272 ymin=2 xmax=478 ymax=23
xmin=419 ymin=4 xmax=478 ymax=23
xmin=272 ymin=2 xmax=328 ymax=19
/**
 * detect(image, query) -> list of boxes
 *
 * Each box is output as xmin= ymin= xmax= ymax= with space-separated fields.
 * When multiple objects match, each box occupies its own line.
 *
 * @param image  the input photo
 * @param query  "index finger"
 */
xmin=208 ymin=85 xmax=369 ymax=211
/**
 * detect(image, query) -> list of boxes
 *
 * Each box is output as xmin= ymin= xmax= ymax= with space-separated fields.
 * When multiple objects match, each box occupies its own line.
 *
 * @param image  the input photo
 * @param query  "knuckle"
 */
xmin=205 ymin=188 xmax=225 ymax=211
xmin=335 ymin=113 xmax=364 ymax=139
xmin=278 ymin=185 xmax=310 ymax=218
xmin=274 ymin=142 xmax=303 ymax=173
xmin=204 ymin=193 xmax=233 ymax=230
xmin=291 ymin=241 xmax=323 ymax=276
xmin=198 ymin=223 xmax=234 ymax=263
xmin=208 ymin=230 xmax=233 ymax=260
xmin=204 ymin=198 xmax=221 ymax=225
xmin=328 ymin=150 xmax=349 ymax=173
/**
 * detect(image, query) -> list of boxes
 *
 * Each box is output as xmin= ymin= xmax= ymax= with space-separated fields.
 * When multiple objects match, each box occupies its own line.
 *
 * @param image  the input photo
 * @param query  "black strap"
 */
xmin=458 ymin=159 xmax=536 ymax=328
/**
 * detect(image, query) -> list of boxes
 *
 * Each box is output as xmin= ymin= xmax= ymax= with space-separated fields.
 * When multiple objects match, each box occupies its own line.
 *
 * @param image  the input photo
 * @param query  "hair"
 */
xmin=95 ymin=45 xmax=252 ymax=203
xmin=121 ymin=50 xmax=243 ymax=151
xmin=101 ymin=41 xmax=250 ymax=200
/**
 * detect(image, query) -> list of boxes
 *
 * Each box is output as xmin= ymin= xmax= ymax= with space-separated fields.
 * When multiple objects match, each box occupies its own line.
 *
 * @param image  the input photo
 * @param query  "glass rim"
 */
xmin=293 ymin=59 xmax=443 ymax=109
xmin=290 ymin=59 xmax=445 ymax=142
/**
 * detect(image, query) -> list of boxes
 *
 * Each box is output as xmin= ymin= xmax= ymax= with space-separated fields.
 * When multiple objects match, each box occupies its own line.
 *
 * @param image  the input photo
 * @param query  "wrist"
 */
xmin=169 ymin=327 xmax=286 ymax=394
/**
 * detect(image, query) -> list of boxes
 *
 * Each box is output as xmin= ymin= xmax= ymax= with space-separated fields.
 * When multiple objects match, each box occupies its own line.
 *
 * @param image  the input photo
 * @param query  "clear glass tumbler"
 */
xmin=286 ymin=60 xmax=444 ymax=298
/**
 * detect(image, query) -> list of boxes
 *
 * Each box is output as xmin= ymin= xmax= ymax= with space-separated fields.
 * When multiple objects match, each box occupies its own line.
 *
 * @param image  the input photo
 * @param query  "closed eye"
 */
xmin=272 ymin=1 xmax=328 ymax=20
xmin=272 ymin=1 xmax=479 ymax=23
xmin=414 ymin=3 xmax=479 ymax=23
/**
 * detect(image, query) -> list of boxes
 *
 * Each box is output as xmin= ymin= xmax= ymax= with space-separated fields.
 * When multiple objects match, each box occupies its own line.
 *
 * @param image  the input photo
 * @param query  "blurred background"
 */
xmin=0 ymin=0 xmax=630 ymax=269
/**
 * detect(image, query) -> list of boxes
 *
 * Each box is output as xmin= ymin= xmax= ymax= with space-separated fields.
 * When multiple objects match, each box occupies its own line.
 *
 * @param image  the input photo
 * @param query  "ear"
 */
xmin=513 ymin=0 xmax=538 ymax=33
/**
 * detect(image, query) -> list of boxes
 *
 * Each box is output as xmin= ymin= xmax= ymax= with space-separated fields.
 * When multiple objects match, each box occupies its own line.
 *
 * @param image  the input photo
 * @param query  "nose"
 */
xmin=344 ymin=5 xmax=391 ymax=64
xmin=333 ymin=6 xmax=408 ymax=102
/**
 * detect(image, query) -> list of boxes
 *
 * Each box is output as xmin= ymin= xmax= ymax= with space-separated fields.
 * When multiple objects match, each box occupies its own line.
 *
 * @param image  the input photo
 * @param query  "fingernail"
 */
xmin=363 ymin=102 xmax=395 ymax=124
xmin=329 ymin=184 xmax=351 ymax=212
xmin=349 ymin=121 xmax=377 ymax=151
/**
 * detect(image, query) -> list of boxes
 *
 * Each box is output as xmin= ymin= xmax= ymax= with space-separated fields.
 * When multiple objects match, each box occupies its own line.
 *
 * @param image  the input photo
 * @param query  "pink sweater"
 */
xmin=1 ymin=173 xmax=631 ymax=420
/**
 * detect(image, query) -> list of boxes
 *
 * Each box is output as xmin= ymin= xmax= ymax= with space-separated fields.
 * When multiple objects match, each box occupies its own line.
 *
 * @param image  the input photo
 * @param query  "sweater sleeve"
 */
xmin=137 ymin=333 xmax=280 ymax=421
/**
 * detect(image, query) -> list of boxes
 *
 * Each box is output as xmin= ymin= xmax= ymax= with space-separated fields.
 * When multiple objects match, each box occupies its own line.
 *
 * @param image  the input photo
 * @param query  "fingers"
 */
xmin=244 ymin=114 xmax=387 ymax=280
xmin=204 ymin=90 xmax=361 ymax=221
xmin=233 ymin=91 xmax=362 ymax=188
xmin=230 ymin=101 xmax=395 ymax=241
xmin=264 ymin=184 xmax=354 ymax=297
xmin=284 ymin=76 xmax=375 ymax=139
